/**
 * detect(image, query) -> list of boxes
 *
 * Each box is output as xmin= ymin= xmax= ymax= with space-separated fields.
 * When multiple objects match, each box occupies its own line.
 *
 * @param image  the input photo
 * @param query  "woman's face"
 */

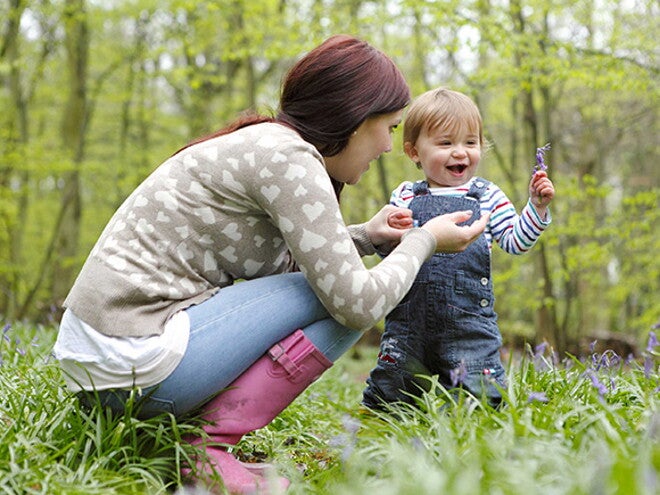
xmin=324 ymin=109 xmax=404 ymax=185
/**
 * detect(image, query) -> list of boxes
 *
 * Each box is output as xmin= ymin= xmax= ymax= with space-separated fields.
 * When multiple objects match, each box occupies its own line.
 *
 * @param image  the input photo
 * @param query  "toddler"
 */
xmin=362 ymin=88 xmax=555 ymax=410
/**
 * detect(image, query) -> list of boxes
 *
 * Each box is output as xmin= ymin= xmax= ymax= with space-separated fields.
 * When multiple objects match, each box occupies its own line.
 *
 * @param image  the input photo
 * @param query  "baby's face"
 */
xmin=405 ymin=124 xmax=481 ymax=188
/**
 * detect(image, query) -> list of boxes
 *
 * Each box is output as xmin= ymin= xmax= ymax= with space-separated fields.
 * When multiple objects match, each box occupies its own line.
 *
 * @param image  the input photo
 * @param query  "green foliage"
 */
xmin=0 ymin=0 xmax=657 ymax=347
xmin=2 ymin=323 xmax=658 ymax=494
xmin=0 ymin=322 xmax=199 ymax=494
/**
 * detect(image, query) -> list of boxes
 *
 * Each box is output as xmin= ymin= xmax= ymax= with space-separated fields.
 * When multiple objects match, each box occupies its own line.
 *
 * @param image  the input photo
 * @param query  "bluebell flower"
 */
xmin=585 ymin=370 xmax=608 ymax=397
xmin=646 ymin=331 xmax=658 ymax=353
xmin=594 ymin=350 xmax=622 ymax=371
xmin=450 ymin=360 xmax=468 ymax=387
xmin=527 ymin=391 xmax=549 ymax=403
xmin=533 ymin=143 xmax=551 ymax=173
xmin=644 ymin=356 xmax=654 ymax=379
xmin=329 ymin=414 xmax=360 ymax=463
xmin=534 ymin=342 xmax=548 ymax=356
xmin=341 ymin=414 xmax=361 ymax=436
xmin=643 ymin=331 xmax=658 ymax=379
xmin=410 ymin=436 xmax=424 ymax=452
xmin=531 ymin=341 xmax=552 ymax=371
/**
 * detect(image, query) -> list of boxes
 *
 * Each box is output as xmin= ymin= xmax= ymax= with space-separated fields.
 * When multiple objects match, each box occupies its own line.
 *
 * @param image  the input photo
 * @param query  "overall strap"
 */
xmin=466 ymin=177 xmax=491 ymax=200
xmin=412 ymin=180 xmax=430 ymax=196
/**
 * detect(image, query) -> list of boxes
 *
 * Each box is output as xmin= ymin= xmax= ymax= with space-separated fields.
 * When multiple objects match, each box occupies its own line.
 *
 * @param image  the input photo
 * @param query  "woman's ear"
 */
xmin=403 ymin=141 xmax=418 ymax=162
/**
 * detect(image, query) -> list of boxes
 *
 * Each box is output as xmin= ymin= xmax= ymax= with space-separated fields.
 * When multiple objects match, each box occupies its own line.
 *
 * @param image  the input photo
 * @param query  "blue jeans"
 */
xmin=83 ymin=273 xmax=361 ymax=418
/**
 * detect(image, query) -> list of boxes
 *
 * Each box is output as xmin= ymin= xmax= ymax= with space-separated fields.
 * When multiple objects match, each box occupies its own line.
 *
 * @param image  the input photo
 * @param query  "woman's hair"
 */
xmin=403 ymin=88 xmax=484 ymax=151
xmin=177 ymin=35 xmax=410 ymax=198
xmin=277 ymin=35 xmax=410 ymax=156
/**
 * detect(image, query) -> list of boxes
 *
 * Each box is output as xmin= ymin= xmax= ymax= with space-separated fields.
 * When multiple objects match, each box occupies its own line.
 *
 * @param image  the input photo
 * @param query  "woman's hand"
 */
xmin=365 ymin=205 xmax=413 ymax=249
xmin=421 ymin=211 xmax=489 ymax=253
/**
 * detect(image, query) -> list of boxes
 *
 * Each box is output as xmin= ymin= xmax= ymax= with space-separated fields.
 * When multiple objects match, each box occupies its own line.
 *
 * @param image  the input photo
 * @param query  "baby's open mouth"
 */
xmin=448 ymin=165 xmax=468 ymax=174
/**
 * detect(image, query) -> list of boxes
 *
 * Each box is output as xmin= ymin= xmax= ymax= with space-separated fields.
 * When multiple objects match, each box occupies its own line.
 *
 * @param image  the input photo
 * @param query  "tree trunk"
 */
xmin=0 ymin=0 xmax=28 ymax=318
xmin=509 ymin=0 xmax=560 ymax=350
xmin=51 ymin=0 xmax=88 ymax=309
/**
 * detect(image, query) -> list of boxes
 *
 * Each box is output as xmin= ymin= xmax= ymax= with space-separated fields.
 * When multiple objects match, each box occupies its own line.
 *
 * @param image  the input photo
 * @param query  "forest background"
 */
xmin=0 ymin=0 xmax=658 ymax=357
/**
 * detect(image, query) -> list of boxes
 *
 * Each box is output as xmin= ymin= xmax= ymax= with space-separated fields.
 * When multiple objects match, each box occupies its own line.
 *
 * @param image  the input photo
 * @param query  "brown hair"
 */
xmin=177 ymin=35 xmax=410 ymax=198
xmin=403 ymin=88 xmax=484 ymax=152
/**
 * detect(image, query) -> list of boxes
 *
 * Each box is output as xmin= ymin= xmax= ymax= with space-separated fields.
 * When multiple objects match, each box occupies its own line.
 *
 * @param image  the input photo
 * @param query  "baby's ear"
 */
xmin=403 ymin=141 xmax=418 ymax=162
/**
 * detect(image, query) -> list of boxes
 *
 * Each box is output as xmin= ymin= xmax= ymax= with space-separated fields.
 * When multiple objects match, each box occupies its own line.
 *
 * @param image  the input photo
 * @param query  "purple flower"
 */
xmin=341 ymin=414 xmax=361 ymax=436
xmin=644 ymin=356 xmax=654 ymax=379
xmin=643 ymin=331 xmax=658 ymax=379
xmin=410 ymin=437 xmax=424 ymax=452
xmin=527 ymin=391 xmax=549 ymax=403
xmin=586 ymin=370 xmax=608 ymax=397
xmin=594 ymin=349 xmax=622 ymax=371
xmin=450 ymin=360 xmax=468 ymax=387
xmin=533 ymin=143 xmax=551 ymax=173
xmin=531 ymin=342 xmax=552 ymax=371
xmin=646 ymin=331 xmax=658 ymax=353
xmin=534 ymin=342 xmax=548 ymax=357
xmin=330 ymin=414 xmax=360 ymax=462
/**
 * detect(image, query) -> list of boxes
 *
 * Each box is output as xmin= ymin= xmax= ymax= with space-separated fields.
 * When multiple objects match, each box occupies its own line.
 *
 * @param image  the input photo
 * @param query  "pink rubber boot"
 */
xmin=182 ymin=329 xmax=333 ymax=494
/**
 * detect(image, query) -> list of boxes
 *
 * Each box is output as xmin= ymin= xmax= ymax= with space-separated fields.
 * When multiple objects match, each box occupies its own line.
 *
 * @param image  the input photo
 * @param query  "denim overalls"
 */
xmin=363 ymin=178 xmax=506 ymax=410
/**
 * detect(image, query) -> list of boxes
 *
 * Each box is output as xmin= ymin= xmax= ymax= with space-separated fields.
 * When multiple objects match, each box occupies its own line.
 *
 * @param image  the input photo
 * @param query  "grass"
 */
xmin=1 ymin=321 xmax=658 ymax=495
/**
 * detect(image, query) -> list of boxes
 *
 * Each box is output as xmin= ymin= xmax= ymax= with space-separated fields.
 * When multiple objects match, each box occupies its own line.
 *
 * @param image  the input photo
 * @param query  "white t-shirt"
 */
xmin=53 ymin=309 xmax=189 ymax=392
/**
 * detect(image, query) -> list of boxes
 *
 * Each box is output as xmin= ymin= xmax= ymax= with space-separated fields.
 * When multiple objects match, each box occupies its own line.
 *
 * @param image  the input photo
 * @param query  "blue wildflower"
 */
xmin=534 ymin=342 xmax=548 ymax=356
xmin=533 ymin=143 xmax=551 ymax=173
xmin=646 ymin=331 xmax=658 ymax=353
xmin=644 ymin=356 xmax=654 ymax=379
xmin=410 ymin=437 xmax=424 ymax=452
xmin=341 ymin=414 xmax=361 ymax=436
xmin=450 ymin=360 xmax=468 ymax=387
xmin=531 ymin=341 xmax=552 ymax=371
xmin=586 ymin=369 xmax=608 ymax=397
xmin=643 ymin=331 xmax=658 ymax=379
xmin=594 ymin=350 xmax=622 ymax=371
xmin=329 ymin=414 xmax=360 ymax=462
xmin=527 ymin=391 xmax=549 ymax=403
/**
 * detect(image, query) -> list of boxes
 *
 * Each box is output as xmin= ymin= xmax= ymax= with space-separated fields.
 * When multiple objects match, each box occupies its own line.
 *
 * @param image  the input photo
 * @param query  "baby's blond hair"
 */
xmin=403 ymin=88 xmax=484 ymax=150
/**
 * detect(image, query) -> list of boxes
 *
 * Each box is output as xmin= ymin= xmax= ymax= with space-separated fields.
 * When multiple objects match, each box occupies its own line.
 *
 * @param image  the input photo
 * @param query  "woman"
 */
xmin=54 ymin=35 xmax=488 ymax=493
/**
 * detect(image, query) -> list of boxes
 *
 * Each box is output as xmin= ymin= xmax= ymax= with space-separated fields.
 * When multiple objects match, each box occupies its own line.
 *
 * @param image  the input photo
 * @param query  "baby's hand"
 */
xmin=387 ymin=209 xmax=414 ymax=230
xmin=529 ymin=171 xmax=555 ymax=214
xmin=365 ymin=205 xmax=414 ymax=251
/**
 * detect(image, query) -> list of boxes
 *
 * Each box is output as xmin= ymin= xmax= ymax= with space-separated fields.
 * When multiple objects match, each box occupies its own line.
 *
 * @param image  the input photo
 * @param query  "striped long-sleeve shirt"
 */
xmin=390 ymin=178 xmax=551 ymax=254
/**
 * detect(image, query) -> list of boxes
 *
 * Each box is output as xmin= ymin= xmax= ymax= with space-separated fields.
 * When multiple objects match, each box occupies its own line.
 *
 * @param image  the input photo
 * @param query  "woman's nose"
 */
xmin=383 ymin=135 xmax=393 ymax=153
